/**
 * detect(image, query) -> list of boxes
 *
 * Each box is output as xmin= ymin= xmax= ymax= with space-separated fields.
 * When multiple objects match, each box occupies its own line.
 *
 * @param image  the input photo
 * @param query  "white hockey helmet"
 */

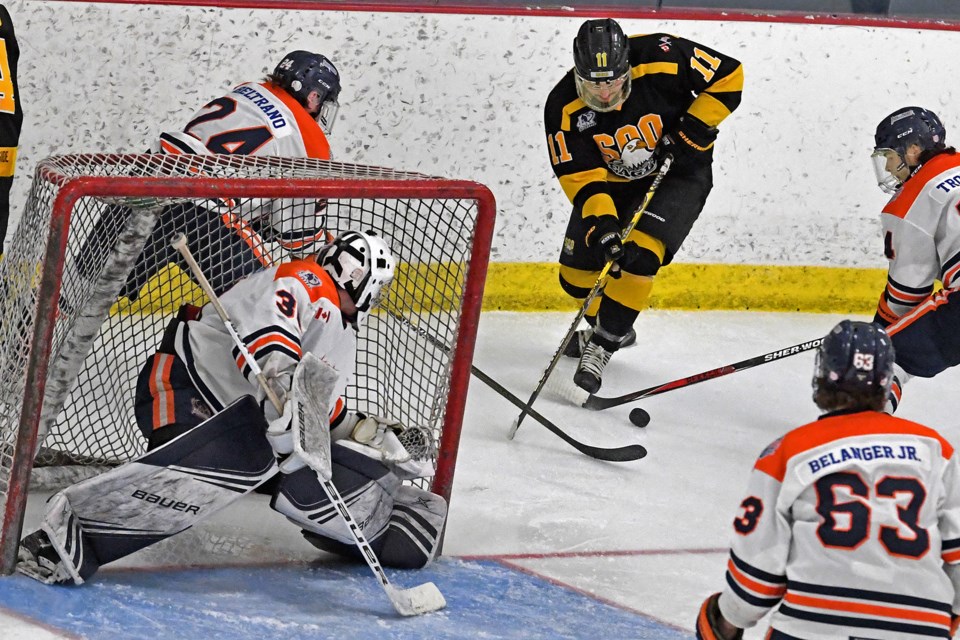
xmin=318 ymin=229 xmax=396 ymax=315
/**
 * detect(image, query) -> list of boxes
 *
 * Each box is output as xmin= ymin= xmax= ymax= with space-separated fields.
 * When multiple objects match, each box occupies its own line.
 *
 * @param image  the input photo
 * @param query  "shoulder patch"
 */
xmin=576 ymin=111 xmax=597 ymax=132
xmin=758 ymin=437 xmax=783 ymax=460
xmin=275 ymin=259 xmax=338 ymax=304
xmin=297 ymin=269 xmax=323 ymax=288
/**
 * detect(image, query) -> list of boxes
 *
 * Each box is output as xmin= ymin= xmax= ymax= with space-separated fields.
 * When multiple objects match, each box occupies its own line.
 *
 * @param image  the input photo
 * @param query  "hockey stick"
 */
xmin=386 ymin=309 xmax=646 ymax=462
xmin=580 ymin=336 xmax=825 ymax=411
xmin=171 ymin=234 xmax=445 ymax=617
xmin=509 ymin=155 xmax=673 ymax=439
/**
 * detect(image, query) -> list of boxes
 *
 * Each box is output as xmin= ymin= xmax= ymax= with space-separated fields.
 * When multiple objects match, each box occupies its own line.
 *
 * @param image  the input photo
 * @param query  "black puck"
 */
xmin=629 ymin=407 xmax=651 ymax=428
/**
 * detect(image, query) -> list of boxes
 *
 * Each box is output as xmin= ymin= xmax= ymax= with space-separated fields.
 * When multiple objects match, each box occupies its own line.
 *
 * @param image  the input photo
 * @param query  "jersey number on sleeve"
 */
xmin=275 ymin=290 xmax=296 ymax=318
xmin=0 ymin=39 xmax=14 ymax=114
xmin=185 ymin=97 xmax=274 ymax=155
xmin=690 ymin=48 xmax=721 ymax=83
xmin=815 ymin=471 xmax=929 ymax=559
xmin=733 ymin=496 xmax=763 ymax=535
xmin=548 ymin=132 xmax=573 ymax=165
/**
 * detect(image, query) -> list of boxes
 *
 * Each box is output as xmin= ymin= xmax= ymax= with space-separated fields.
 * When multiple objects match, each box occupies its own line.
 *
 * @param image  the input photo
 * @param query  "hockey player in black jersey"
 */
xmin=545 ymin=19 xmax=742 ymax=392
xmin=0 ymin=4 xmax=22 ymax=251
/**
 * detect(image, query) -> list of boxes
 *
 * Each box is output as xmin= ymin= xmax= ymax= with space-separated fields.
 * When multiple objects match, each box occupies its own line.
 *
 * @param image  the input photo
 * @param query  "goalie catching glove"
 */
xmin=338 ymin=412 xmax=436 ymax=480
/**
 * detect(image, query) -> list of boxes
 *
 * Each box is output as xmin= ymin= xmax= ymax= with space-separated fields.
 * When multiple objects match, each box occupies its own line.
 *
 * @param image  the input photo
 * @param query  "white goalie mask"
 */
xmin=318 ymin=230 xmax=396 ymax=319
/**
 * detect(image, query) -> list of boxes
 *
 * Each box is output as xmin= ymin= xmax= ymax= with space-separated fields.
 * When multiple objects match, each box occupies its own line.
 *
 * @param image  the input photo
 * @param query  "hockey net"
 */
xmin=0 ymin=153 xmax=495 ymax=573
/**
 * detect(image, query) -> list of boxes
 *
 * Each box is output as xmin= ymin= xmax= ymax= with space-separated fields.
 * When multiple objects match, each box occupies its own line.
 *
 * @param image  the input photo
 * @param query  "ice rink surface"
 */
xmin=3 ymin=309 xmax=959 ymax=639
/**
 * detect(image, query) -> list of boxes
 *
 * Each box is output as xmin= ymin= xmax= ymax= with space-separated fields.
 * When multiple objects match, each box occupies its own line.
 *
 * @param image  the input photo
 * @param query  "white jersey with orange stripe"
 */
xmin=876 ymin=153 xmax=960 ymax=324
xmin=172 ymin=258 xmax=355 ymax=424
xmin=152 ymin=81 xmax=333 ymax=255
xmin=717 ymin=410 xmax=960 ymax=640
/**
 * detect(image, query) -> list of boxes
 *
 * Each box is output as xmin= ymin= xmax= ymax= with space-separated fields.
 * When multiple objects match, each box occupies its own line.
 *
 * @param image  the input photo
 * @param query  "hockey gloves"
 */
xmin=585 ymin=215 xmax=625 ymax=266
xmin=656 ymin=115 xmax=717 ymax=171
xmin=695 ymin=592 xmax=743 ymax=640
xmin=348 ymin=412 xmax=435 ymax=480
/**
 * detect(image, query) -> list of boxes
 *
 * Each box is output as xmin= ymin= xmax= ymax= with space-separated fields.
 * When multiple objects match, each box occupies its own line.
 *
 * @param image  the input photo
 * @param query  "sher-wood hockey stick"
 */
xmin=509 ymin=155 xmax=673 ymax=439
xmin=385 ymin=309 xmax=646 ymax=462
xmin=576 ymin=336 xmax=825 ymax=414
xmin=171 ymin=234 xmax=446 ymax=617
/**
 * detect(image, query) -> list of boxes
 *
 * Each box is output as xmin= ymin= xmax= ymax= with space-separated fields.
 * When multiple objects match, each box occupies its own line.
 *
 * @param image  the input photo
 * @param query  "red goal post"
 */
xmin=0 ymin=154 xmax=496 ymax=573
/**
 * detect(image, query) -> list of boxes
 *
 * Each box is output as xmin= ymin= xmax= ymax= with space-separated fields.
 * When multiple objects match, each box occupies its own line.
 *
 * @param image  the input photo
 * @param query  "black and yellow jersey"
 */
xmin=0 ymin=3 xmax=21 ymax=171
xmin=544 ymin=33 xmax=743 ymax=217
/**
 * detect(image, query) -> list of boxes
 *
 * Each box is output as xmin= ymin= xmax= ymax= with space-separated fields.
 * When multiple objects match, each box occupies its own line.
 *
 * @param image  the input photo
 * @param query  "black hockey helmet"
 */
xmin=813 ymin=320 xmax=894 ymax=405
xmin=273 ymin=51 xmax=342 ymax=133
xmin=872 ymin=107 xmax=946 ymax=193
xmin=572 ymin=19 xmax=631 ymax=112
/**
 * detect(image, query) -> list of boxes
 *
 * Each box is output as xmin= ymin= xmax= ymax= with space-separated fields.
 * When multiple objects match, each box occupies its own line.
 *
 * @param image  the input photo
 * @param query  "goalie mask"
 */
xmin=813 ymin=320 xmax=894 ymax=402
xmin=572 ymin=19 xmax=631 ymax=112
xmin=318 ymin=230 xmax=396 ymax=320
xmin=871 ymin=106 xmax=946 ymax=194
xmin=273 ymin=50 xmax=342 ymax=134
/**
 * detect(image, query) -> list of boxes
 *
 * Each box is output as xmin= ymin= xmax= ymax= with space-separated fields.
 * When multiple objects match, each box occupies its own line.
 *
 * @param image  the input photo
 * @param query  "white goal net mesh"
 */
xmin=0 ymin=154 xmax=494 ymax=571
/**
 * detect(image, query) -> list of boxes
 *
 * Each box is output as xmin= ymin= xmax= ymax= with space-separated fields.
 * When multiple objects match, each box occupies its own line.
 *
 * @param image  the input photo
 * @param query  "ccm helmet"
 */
xmin=572 ymin=19 xmax=631 ymax=112
xmin=871 ymin=107 xmax=946 ymax=193
xmin=318 ymin=230 xmax=396 ymax=316
xmin=813 ymin=320 xmax=894 ymax=407
xmin=273 ymin=51 xmax=342 ymax=133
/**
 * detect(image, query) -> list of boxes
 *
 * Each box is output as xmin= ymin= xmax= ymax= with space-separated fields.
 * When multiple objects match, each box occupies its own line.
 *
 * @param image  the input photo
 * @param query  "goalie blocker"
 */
xmin=18 ymin=386 xmax=446 ymax=584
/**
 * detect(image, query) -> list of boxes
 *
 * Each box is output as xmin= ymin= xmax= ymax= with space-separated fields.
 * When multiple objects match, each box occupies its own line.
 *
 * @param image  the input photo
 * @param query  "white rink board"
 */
xmin=7 ymin=1 xmax=957 ymax=267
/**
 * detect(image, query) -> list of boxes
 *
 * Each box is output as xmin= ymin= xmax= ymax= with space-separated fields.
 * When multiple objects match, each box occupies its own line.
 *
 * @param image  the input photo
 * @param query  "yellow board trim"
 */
xmin=104 ymin=261 xmax=887 ymax=318
xmin=482 ymin=263 xmax=887 ymax=314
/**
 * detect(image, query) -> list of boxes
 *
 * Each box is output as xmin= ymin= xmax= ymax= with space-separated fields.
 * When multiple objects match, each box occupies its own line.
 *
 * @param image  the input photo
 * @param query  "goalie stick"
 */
xmin=510 ymin=155 xmax=673 ymax=439
xmin=573 ymin=336 xmax=825 ymax=412
xmin=384 ymin=309 xmax=645 ymax=462
xmin=171 ymin=234 xmax=445 ymax=617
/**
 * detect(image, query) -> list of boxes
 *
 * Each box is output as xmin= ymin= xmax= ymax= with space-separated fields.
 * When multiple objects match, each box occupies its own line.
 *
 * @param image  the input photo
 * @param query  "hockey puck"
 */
xmin=629 ymin=407 xmax=650 ymax=428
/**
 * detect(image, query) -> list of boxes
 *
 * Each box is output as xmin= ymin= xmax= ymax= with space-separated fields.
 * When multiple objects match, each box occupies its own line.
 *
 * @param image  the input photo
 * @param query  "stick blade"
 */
xmin=386 ymin=581 xmax=447 ymax=616
xmin=507 ymin=418 xmax=520 ymax=440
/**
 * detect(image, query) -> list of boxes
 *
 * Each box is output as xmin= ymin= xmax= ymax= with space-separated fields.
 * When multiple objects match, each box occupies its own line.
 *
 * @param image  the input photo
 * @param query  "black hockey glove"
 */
xmin=584 ymin=215 xmax=624 ymax=266
xmin=656 ymin=116 xmax=717 ymax=170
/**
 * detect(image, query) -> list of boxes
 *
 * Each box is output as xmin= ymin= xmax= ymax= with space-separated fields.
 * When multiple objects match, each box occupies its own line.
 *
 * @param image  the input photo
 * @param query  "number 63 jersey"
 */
xmin=718 ymin=410 xmax=960 ymax=640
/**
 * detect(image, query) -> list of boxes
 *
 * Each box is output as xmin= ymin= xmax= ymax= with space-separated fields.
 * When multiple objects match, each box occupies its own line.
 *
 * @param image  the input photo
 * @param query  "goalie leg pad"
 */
xmin=273 ymin=442 xmax=447 ymax=568
xmin=271 ymin=442 xmax=398 ymax=545
xmin=299 ymin=485 xmax=447 ymax=569
xmin=18 ymin=395 xmax=277 ymax=584
xmin=377 ymin=485 xmax=447 ymax=569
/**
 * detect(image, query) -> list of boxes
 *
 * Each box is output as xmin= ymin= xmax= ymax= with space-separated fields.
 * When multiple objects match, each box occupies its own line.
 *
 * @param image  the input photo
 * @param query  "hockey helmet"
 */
xmin=813 ymin=320 xmax=894 ymax=403
xmin=871 ymin=106 xmax=946 ymax=193
xmin=273 ymin=51 xmax=342 ymax=133
xmin=318 ymin=230 xmax=396 ymax=318
xmin=572 ymin=19 xmax=631 ymax=112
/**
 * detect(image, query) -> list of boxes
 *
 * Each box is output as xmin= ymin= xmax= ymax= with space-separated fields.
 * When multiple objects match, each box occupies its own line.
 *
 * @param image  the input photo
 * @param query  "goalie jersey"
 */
xmin=173 ymin=258 xmax=355 ymax=422
xmin=876 ymin=152 xmax=960 ymax=324
xmin=718 ymin=410 xmax=960 ymax=639
xmin=155 ymin=81 xmax=333 ymax=253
